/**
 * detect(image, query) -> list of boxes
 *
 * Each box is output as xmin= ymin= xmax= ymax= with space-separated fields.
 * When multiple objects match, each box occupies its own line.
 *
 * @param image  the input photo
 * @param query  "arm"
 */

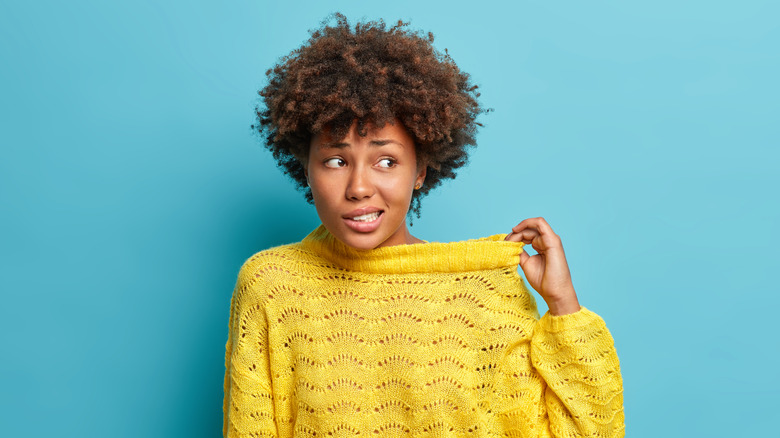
xmin=505 ymin=218 xmax=624 ymax=436
xmin=532 ymin=308 xmax=624 ymax=437
xmin=223 ymin=267 xmax=277 ymax=437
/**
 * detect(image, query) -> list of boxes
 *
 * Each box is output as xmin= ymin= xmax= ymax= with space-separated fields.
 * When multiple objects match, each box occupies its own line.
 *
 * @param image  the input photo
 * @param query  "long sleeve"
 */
xmin=222 ymin=231 xmax=622 ymax=437
xmin=531 ymin=308 xmax=625 ymax=437
xmin=223 ymin=269 xmax=277 ymax=438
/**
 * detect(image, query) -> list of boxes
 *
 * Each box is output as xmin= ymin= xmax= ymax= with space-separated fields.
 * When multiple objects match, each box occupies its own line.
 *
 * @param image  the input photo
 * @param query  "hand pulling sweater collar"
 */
xmin=300 ymin=225 xmax=525 ymax=274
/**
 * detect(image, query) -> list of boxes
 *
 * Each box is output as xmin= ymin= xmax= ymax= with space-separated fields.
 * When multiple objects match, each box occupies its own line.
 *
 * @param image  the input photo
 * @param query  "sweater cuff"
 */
xmin=537 ymin=307 xmax=604 ymax=333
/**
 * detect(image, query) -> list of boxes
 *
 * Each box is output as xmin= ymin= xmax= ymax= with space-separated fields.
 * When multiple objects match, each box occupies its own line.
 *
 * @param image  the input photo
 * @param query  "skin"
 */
xmin=304 ymin=120 xmax=426 ymax=250
xmin=305 ymin=120 xmax=581 ymax=315
xmin=505 ymin=218 xmax=581 ymax=315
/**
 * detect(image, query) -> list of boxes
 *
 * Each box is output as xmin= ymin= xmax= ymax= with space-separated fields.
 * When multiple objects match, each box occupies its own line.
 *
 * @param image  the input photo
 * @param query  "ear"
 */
xmin=299 ymin=150 xmax=310 ymax=186
xmin=416 ymin=161 xmax=427 ymax=185
xmin=300 ymin=138 xmax=314 ymax=187
xmin=414 ymin=163 xmax=427 ymax=190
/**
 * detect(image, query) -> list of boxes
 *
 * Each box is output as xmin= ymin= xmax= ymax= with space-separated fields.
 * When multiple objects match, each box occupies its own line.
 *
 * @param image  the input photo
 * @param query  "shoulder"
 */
xmin=230 ymin=244 xmax=299 ymax=312
xmin=233 ymin=241 xmax=329 ymax=300
xmin=236 ymin=242 xmax=309 ymax=283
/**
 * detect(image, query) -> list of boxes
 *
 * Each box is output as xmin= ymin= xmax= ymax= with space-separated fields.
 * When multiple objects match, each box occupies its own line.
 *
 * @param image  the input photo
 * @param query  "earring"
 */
xmin=414 ymin=182 xmax=422 ymax=190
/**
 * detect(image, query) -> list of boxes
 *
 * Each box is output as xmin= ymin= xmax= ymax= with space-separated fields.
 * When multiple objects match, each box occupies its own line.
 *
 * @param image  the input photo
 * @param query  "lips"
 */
xmin=343 ymin=207 xmax=384 ymax=232
xmin=350 ymin=211 xmax=381 ymax=222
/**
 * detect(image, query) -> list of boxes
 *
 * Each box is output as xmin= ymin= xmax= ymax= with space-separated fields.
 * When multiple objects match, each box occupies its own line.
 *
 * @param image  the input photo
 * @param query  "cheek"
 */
xmin=376 ymin=174 xmax=416 ymax=201
xmin=308 ymin=174 xmax=340 ymax=207
xmin=309 ymin=181 xmax=329 ymax=204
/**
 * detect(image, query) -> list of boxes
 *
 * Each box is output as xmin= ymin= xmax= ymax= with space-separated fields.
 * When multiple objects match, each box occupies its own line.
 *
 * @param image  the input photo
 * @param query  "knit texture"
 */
xmin=224 ymin=226 xmax=624 ymax=437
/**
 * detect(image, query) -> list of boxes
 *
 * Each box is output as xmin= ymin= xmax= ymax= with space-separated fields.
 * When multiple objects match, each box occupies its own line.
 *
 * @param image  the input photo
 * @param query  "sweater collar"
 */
xmin=300 ymin=225 xmax=525 ymax=274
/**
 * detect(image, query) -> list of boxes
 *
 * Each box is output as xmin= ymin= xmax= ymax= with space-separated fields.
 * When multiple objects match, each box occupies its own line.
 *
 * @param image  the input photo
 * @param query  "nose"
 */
xmin=345 ymin=165 xmax=375 ymax=200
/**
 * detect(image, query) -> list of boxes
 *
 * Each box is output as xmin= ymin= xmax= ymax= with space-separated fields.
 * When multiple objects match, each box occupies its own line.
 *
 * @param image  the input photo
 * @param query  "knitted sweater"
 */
xmin=223 ymin=226 xmax=624 ymax=437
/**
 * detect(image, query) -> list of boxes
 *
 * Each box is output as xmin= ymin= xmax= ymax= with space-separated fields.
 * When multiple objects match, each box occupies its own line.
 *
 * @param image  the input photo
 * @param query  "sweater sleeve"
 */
xmin=531 ymin=307 xmax=625 ymax=438
xmin=223 ymin=270 xmax=278 ymax=438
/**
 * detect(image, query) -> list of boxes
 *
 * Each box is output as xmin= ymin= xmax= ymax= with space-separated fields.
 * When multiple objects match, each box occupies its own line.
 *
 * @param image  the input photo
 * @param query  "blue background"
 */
xmin=1 ymin=0 xmax=778 ymax=436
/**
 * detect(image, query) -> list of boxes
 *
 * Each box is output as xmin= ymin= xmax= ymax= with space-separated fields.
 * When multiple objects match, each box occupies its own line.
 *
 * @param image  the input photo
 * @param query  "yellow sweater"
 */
xmin=224 ymin=226 xmax=624 ymax=437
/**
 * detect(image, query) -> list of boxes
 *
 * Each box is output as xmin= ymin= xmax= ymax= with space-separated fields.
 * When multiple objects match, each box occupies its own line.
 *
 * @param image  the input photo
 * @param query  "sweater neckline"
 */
xmin=299 ymin=225 xmax=525 ymax=274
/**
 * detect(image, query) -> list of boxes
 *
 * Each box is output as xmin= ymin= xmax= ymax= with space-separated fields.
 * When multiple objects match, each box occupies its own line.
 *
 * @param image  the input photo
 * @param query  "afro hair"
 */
xmin=254 ymin=13 xmax=488 ymax=217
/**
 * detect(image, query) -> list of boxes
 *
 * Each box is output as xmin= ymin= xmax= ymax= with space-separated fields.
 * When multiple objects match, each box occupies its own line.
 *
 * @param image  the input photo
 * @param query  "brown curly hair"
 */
xmin=254 ymin=13 xmax=487 ymax=217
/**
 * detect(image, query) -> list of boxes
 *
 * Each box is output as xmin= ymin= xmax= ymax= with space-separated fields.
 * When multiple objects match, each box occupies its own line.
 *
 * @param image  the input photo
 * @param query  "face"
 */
xmin=305 ymin=120 xmax=426 ymax=250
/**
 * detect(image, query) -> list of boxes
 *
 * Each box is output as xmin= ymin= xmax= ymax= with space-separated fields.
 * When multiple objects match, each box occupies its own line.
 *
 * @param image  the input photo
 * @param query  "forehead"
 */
xmin=311 ymin=121 xmax=414 ymax=150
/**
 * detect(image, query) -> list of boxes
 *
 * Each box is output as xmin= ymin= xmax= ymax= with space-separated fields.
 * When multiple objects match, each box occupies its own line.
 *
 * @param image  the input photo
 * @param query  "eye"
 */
xmin=324 ymin=158 xmax=346 ymax=168
xmin=377 ymin=158 xmax=397 ymax=168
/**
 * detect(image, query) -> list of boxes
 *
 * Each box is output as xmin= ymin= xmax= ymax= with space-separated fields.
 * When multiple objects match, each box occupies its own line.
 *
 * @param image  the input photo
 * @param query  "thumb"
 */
xmin=519 ymin=248 xmax=530 ymax=268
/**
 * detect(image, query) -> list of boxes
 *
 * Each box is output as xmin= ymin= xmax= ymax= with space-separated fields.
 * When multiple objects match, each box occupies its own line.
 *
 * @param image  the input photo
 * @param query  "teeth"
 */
xmin=351 ymin=212 xmax=380 ymax=222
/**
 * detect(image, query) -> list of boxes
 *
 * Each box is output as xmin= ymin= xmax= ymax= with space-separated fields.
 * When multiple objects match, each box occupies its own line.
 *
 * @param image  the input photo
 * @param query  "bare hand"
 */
xmin=504 ymin=217 xmax=580 ymax=315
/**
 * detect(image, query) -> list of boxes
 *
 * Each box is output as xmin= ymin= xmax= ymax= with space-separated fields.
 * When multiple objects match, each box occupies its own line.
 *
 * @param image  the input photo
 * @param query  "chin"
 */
xmin=323 ymin=216 xmax=409 ymax=250
xmin=338 ymin=233 xmax=385 ymax=250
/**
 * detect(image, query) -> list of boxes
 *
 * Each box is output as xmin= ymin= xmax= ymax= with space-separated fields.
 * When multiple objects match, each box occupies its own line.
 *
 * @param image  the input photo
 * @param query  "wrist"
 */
xmin=544 ymin=289 xmax=580 ymax=316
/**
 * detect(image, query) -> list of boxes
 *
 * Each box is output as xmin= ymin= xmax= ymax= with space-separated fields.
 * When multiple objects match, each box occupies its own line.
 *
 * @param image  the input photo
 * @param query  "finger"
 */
xmin=511 ymin=217 xmax=555 ymax=236
xmin=516 ymin=221 xmax=564 ymax=253
xmin=510 ymin=218 xmax=534 ymax=233
xmin=511 ymin=217 xmax=545 ymax=234
xmin=504 ymin=231 xmax=521 ymax=242
xmin=530 ymin=234 xmax=545 ymax=253
xmin=518 ymin=248 xmax=530 ymax=267
xmin=510 ymin=228 xmax=541 ymax=245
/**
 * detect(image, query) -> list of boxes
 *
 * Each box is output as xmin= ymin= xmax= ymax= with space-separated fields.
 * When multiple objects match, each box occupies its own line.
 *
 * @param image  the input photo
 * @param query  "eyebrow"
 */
xmin=320 ymin=139 xmax=405 ymax=149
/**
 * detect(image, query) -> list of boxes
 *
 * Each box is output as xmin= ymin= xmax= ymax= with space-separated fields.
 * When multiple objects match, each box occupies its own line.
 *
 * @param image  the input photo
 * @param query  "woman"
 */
xmin=224 ymin=14 xmax=624 ymax=437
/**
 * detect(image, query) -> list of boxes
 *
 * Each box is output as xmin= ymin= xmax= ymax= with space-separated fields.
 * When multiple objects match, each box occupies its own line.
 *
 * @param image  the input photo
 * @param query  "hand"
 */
xmin=504 ymin=217 xmax=580 ymax=315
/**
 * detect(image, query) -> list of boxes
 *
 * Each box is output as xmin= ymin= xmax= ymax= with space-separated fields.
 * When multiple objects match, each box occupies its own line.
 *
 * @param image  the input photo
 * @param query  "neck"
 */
xmin=374 ymin=220 xmax=423 ymax=249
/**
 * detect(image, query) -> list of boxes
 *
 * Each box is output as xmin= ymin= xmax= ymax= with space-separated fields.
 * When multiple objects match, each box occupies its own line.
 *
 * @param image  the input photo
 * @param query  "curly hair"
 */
xmin=254 ymin=13 xmax=487 ymax=217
